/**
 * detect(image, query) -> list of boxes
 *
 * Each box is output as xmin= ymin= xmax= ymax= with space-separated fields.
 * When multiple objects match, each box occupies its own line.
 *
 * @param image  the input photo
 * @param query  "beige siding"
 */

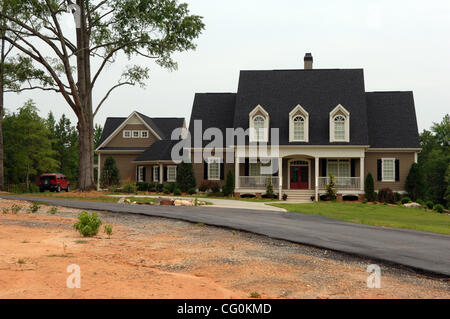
xmin=100 ymin=154 xmax=139 ymax=183
xmin=364 ymin=151 xmax=415 ymax=191
xmin=106 ymin=124 xmax=157 ymax=148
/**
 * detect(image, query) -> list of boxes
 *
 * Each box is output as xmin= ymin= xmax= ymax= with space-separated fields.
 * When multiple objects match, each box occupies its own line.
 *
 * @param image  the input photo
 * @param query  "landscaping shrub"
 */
xmin=10 ymin=204 xmax=21 ymax=214
xmin=122 ymin=180 xmax=137 ymax=193
xmin=325 ymin=175 xmax=337 ymax=201
xmin=100 ymin=156 xmax=120 ymax=188
xmin=176 ymin=162 xmax=196 ymax=192
xmin=104 ymin=225 xmax=113 ymax=237
xmin=28 ymin=184 xmax=40 ymax=193
xmin=173 ymin=188 xmax=182 ymax=196
xmin=147 ymin=182 xmax=156 ymax=192
xmin=198 ymin=180 xmax=210 ymax=192
xmin=166 ymin=182 xmax=177 ymax=193
xmin=223 ymin=170 xmax=235 ymax=197
xmin=73 ymin=211 xmax=102 ymax=237
xmin=264 ymin=177 xmax=275 ymax=199
xmin=188 ymin=188 xmax=196 ymax=195
xmin=163 ymin=185 xmax=171 ymax=194
xmin=426 ymin=201 xmax=434 ymax=209
xmin=405 ymin=163 xmax=424 ymax=201
xmin=416 ymin=199 xmax=425 ymax=207
xmin=401 ymin=197 xmax=412 ymax=204
xmin=282 ymin=194 xmax=288 ymax=201
xmin=209 ymin=181 xmax=221 ymax=193
xmin=48 ymin=206 xmax=58 ymax=215
xmin=364 ymin=173 xmax=376 ymax=201
xmin=156 ymin=183 xmax=164 ymax=192
xmin=377 ymin=188 xmax=395 ymax=203
xmin=136 ymin=182 xmax=148 ymax=191
xmin=433 ymin=204 xmax=444 ymax=213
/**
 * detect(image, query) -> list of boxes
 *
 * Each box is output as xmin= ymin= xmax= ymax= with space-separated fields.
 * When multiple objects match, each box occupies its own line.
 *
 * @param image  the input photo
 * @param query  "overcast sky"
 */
xmin=5 ymin=0 xmax=450 ymax=132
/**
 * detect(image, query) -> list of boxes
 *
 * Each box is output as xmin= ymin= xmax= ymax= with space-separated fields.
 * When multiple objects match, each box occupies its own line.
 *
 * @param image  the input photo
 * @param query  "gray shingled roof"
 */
xmin=97 ymin=112 xmax=185 ymax=147
xmin=187 ymin=68 xmax=420 ymax=149
xmin=233 ymin=69 xmax=369 ymax=145
xmin=366 ymin=92 xmax=420 ymax=148
xmin=134 ymin=140 xmax=180 ymax=162
xmin=188 ymin=93 xmax=236 ymax=147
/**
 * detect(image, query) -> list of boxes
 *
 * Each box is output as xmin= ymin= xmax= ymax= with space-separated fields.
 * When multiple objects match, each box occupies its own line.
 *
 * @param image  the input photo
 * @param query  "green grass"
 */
xmin=270 ymin=202 xmax=450 ymax=235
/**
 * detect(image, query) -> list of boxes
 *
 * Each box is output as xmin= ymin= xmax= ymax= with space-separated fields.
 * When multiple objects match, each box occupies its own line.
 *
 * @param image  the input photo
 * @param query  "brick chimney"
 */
xmin=304 ymin=53 xmax=313 ymax=69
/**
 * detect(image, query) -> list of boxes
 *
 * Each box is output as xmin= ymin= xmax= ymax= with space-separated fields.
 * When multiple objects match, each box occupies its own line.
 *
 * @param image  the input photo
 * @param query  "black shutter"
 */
xmin=203 ymin=161 xmax=208 ymax=180
xmin=220 ymin=162 xmax=224 ymax=180
xmin=136 ymin=166 xmax=139 ymax=182
xmin=321 ymin=159 xmax=327 ymax=177
xmin=351 ymin=159 xmax=356 ymax=177
xmin=163 ymin=166 xmax=167 ymax=182
xmin=244 ymin=158 xmax=249 ymax=176
xmin=377 ymin=159 xmax=382 ymax=181
xmin=395 ymin=159 xmax=400 ymax=181
xmin=143 ymin=167 xmax=146 ymax=182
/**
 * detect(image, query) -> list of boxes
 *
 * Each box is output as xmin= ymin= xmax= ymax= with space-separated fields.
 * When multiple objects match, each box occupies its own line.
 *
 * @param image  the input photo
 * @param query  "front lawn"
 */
xmin=270 ymin=202 xmax=450 ymax=235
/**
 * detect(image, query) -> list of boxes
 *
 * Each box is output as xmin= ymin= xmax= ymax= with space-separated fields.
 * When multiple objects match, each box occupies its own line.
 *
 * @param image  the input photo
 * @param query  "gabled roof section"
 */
xmin=96 ymin=111 xmax=185 ymax=151
xmin=233 ymin=69 xmax=369 ymax=145
xmin=366 ymin=91 xmax=420 ymax=148
xmin=188 ymin=93 xmax=236 ymax=147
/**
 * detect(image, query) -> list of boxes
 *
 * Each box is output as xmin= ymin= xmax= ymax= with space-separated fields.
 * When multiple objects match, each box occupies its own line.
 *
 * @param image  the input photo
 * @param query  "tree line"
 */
xmin=3 ymin=99 xmax=102 ymax=192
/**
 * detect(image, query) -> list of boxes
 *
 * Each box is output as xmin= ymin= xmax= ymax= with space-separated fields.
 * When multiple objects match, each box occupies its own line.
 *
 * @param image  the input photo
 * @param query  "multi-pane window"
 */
xmin=132 ymin=130 xmax=140 ymax=138
xmin=293 ymin=116 xmax=305 ymax=140
xmin=327 ymin=159 xmax=350 ymax=177
xmin=382 ymin=159 xmax=395 ymax=182
xmin=153 ymin=166 xmax=159 ymax=182
xmin=334 ymin=115 xmax=346 ymax=140
xmin=141 ymin=130 xmax=149 ymax=138
xmin=167 ymin=166 xmax=177 ymax=182
xmin=249 ymin=161 xmax=272 ymax=176
xmin=123 ymin=130 xmax=131 ymax=138
xmin=208 ymin=157 xmax=220 ymax=180
xmin=137 ymin=166 xmax=144 ymax=182
xmin=253 ymin=116 xmax=265 ymax=141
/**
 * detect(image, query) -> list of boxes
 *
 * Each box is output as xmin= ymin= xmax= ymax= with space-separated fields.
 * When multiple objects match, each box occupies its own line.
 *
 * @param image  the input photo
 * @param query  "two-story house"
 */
xmin=96 ymin=54 xmax=421 ymax=202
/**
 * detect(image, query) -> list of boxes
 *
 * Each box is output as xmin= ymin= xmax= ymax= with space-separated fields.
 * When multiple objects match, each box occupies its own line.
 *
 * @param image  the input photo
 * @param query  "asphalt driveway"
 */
xmin=2 ymin=194 xmax=449 ymax=276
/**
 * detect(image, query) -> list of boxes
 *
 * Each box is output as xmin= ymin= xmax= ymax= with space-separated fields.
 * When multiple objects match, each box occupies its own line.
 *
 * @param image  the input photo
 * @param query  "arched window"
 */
xmin=334 ymin=115 xmax=346 ymax=140
xmin=293 ymin=116 xmax=305 ymax=140
xmin=253 ymin=115 xmax=265 ymax=141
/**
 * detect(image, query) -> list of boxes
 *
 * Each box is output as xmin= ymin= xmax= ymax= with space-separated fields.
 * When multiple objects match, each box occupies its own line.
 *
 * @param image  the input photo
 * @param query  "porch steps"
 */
xmin=282 ymin=190 xmax=315 ymax=203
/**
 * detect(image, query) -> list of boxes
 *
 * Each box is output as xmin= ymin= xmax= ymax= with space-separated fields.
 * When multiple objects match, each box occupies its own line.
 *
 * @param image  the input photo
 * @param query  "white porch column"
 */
xmin=315 ymin=157 xmax=319 ymax=201
xmin=97 ymin=153 xmax=101 ymax=191
xmin=278 ymin=157 xmax=283 ymax=200
xmin=159 ymin=163 xmax=163 ymax=184
xmin=235 ymin=153 xmax=240 ymax=189
xmin=360 ymin=157 xmax=365 ymax=191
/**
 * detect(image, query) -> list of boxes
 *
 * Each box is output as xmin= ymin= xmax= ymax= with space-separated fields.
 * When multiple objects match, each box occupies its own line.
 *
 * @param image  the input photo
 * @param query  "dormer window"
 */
xmin=253 ymin=116 xmax=265 ymax=141
xmin=249 ymin=105 xmax=269 ymax=142
xmin=289 ymin=104 xmax=309 ymax=142
xmin=334 ymin=115 xmax=345 ymax=140
xmin=329 ymin=104 xmax=350 ymax=142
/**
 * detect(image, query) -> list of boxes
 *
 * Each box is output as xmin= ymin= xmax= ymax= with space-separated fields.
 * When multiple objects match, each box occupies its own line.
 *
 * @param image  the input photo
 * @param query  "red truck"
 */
xmin=39 ymin=173 xmax=70 ymax=192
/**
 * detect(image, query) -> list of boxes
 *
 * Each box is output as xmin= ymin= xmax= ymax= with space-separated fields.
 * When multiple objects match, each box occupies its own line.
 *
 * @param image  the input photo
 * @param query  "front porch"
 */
xmin=234 ymin=155 xmax=365 ymax=201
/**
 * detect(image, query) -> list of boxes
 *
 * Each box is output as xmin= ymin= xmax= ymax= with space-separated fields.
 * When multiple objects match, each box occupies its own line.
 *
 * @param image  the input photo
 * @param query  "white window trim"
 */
xmin=326 ymin=159 xmax=351 ymax=177
xmin=137 ymin=166 xmax=144 ymax=182
xmin=167 ymin=165 xmax=177 ymax=182
xmin=289 ymin=104 xmax=309 ymax=142
xmin=249 ymin=105 xmax=269 ymax=143
xmin=329 ymin=104 xmax=350 ymax=143
xmin=132 ymin=130 xmax=140 ymax=138
xmin=153 ymin=166 xmax=159 ymax=182
xmin=123 ymin=130 xmax=131 ymax=138
xmin=381 ymin=158 xmax=396 ymax=182
xmin=140 ymin=130 xmax=149 ymax=138
xmin=207 ymin=157 xmax=221 ymax=181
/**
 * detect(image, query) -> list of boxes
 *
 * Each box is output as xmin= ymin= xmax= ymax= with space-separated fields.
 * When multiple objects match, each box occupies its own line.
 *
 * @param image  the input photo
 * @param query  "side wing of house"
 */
xmin=96 ymin=111 xmax=186 ymax=188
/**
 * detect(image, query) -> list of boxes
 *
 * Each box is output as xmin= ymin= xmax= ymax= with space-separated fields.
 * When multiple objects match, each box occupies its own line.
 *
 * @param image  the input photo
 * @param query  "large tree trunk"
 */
xmin=0 ymin=17 xmax=5 ymax=190
xmin=75 ymin=0 xmax=95 ymax=191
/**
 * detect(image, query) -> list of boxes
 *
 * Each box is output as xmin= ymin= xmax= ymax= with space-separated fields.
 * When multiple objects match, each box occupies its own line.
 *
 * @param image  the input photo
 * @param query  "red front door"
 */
xmin=290 ymin=166 xmax=309 ymax=189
